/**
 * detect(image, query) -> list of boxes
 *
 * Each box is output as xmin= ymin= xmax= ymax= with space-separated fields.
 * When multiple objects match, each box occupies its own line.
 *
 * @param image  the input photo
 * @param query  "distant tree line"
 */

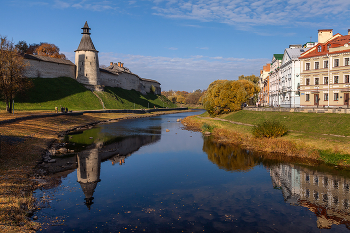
xmin=161 ymin=89 xmax=206 ymax=105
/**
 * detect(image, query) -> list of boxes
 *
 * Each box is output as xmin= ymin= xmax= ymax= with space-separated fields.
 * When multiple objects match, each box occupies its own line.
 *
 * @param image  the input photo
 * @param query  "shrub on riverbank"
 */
xmin=252 ymin=120 xmax=288 ymax=138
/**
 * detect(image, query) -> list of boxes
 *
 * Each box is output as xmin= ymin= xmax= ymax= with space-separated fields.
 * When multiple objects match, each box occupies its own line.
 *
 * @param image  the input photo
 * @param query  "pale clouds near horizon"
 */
xmin=63 ymin=51 xmax=269 ymax=91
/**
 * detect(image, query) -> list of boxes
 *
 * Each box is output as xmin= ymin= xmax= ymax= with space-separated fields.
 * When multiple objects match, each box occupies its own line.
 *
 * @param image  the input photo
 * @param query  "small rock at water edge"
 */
xmin=166 ymin=129 xmax=170 ymax=132
xmin=204 ymin=131 xmax=211 ymax=136
xmin=48 ymin=159 xmax=56 ymax=163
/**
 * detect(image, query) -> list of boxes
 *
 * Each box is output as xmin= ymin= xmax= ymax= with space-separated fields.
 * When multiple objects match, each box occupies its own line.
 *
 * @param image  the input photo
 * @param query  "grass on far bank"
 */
xmin=0 ymin=77 xmax=175 ymax=112
xmin=183 ymin=110 xmax=350 ymax=166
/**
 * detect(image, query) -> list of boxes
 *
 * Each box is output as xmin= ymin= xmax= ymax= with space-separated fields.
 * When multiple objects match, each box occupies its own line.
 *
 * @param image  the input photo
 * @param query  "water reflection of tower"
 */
xmin=77 ymin=147 xmax=101 ymax=209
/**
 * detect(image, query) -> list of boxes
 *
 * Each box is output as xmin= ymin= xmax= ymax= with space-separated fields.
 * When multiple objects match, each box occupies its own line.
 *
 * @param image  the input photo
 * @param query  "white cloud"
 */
xmin=98 ymin=52 xmax=269 ymax=91
xmin=168 ymin=47 xmax=178 ymax=50
xmin=151 ymin=0 xmax=350 ymax=27
xmin=54 ymin=0 xmax=116 ymax=11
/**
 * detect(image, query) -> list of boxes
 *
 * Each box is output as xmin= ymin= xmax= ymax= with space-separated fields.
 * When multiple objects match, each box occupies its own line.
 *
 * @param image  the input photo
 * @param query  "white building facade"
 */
xmin=279 ymin=45 xmax=310 ymax=107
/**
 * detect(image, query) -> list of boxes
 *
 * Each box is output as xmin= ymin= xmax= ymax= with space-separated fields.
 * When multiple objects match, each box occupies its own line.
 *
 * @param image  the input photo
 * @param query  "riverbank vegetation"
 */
xmin=0 ymin=77 xmax=174 ymax=111
xmin=183 ymin=110 xmax=350 ymax=166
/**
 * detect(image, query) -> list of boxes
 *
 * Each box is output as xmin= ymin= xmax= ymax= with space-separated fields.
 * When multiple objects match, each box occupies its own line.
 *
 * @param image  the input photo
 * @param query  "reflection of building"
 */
xmin=76 ymin=135 xmax=161 ymax=209
xmin=269 ymin=164 xmax=350 ymax=229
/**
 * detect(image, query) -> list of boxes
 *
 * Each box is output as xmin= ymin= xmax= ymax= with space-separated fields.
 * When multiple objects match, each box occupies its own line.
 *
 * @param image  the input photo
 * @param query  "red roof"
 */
xmin=300 ymin=33 xmax=350 ymax=59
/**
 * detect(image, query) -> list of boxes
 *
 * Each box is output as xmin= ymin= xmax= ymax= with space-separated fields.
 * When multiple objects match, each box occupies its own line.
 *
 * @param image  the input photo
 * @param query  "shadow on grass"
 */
xmin=15 ymin=77 xmax=89 ymax=103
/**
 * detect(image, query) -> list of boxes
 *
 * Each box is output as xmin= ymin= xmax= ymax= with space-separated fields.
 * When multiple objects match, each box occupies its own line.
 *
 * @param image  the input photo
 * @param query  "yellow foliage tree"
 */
xmin=35 ymin=43 xmax=66 ymax=59
xmin=203 ymin=79 xmax=260 ymax=116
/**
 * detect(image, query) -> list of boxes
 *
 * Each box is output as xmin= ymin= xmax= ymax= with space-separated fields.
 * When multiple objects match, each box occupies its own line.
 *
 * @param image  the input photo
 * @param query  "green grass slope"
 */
xmin=96 ymin=86 xmax=175 ymax=109
xmin=222 ymin=110 xmax=350 ymax=137
xmin=0 ymin=77 xmax=174 ymax=111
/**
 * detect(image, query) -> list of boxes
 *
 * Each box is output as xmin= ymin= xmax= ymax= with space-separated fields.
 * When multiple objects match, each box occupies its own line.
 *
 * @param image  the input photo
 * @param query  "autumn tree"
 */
xmin=238 ymin=75 xmax=260 ymax=104
xmin=15 ymin=40 xmax=29 ymax=54
xmin=238 ymin=74 xmax=259 ymax=85
xmin=185 ymin=89 xmax=204 ymax=105
xmin=35 ymin=43 xmax=66 ymax=59
xmin=202 ymin=79 xmax=259 ymax=116
xmin=0 ymin=37 xmax=32 ymax=113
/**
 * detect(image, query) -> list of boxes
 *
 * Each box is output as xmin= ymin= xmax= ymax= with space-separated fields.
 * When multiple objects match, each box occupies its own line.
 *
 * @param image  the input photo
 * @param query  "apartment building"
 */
xmin=299 ymin=29 xmax=350 ymax=108
xmin=258 ymin=63 xmax=270 ymax=106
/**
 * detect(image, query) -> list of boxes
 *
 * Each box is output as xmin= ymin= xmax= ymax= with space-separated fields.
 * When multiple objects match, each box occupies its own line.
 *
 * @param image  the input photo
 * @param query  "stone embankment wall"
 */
xmin=24 ymin=59 xmax=75 ymax=79
xmin=244 ymin=107 xmax=350 ymax=114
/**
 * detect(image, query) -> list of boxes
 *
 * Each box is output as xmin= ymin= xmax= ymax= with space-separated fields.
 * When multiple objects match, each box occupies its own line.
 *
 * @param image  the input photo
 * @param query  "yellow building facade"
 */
xmin=299 ymin=30 xmax=350 ymax=108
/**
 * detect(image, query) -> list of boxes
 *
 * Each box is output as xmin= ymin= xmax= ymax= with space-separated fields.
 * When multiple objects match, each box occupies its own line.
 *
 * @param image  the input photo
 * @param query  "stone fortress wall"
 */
xmin=23 ymin=54 xmax=75 ymax=79
xmin=23 ymin=22 xmax=161 ymax=95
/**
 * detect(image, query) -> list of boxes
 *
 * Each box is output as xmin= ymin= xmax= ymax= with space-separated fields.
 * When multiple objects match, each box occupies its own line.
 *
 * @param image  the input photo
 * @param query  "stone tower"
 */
xmin=75 ymin=21 xmax=100 ymax=86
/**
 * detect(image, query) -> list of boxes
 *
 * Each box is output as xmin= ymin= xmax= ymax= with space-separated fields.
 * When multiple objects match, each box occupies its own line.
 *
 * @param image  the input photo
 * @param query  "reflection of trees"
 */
xmin=203 ymin=138 xmax=259 ymax=172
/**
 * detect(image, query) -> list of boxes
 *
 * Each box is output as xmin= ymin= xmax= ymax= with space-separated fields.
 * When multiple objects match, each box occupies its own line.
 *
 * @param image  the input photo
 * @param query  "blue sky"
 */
xmin=1 ymin=0 xmax=350 ymax=91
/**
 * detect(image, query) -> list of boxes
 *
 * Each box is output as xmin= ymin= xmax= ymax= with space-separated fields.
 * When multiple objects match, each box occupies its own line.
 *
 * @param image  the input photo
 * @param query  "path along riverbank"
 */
xmin=0 ymin=108 xmax=190 ymax=233
xmin=182 ymin=112 xmax=350 ymax=168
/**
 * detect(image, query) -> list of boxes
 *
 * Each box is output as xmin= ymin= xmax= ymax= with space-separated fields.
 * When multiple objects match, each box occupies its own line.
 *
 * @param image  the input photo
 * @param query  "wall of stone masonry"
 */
xmin=100 ymin=71 xmax=162 ymax=95
xmin=24 ymin=59 xmax=75 ymax=79
xmin=142 ymin=80 xmax=161 ymax=95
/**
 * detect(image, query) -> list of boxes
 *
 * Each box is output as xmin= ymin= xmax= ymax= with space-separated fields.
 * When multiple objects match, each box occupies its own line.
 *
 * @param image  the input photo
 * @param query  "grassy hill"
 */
xmin=0 ymin=77 xmax=174 ymax=111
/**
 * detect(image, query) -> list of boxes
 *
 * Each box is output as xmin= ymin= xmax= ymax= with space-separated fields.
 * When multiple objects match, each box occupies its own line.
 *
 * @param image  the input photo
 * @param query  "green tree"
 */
xmin=0 ymin=36 xmax=32 ymax=113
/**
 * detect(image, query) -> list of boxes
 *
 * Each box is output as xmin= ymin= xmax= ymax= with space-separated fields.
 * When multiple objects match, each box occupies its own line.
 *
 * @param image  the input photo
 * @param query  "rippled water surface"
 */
xmin=34 ymin=111 xmax=350 ymax=232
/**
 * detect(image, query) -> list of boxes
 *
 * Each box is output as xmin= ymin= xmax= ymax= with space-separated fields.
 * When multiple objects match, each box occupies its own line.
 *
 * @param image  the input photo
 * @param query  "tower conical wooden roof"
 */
xmin=76 ymin=21 xmax=98 ymax=52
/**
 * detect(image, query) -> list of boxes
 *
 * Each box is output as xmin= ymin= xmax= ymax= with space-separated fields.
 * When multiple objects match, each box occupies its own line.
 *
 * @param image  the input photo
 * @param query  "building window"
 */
xmin=324 ymin=77 xmax=328 ymax=84
xmin=315 ymin=62 xmax=319 ymax=69
xmin=315 ymin=78 xmax=319 ymax=85
xmin=306 ymin=63 xmax=310 ymax=70
xmin=334 ymin=59 xmax=339 ymax=67
xmin=334 ymin=76 xmax=339 ymax=84
xmin=324 ymin=60 xmax=328 ymax=68
xmin=345 ymin=58 xmax=349 ymax=66
xmin=327 ymin=44 xmax=331 ymax=50
xmin=318 ymin=46 xmax=321 ymax=52
xmin=306 ymin=94 xmax=310 ymax=101
xmin=306 ymin=78 xmax=310 ymax=85
xmin=334 ymin=93 xmax=339 ymax=101
xmin=346 ymin=75 xmax=350 ymax=83
xmin=324 ymin=93 xmax=328 ymax=101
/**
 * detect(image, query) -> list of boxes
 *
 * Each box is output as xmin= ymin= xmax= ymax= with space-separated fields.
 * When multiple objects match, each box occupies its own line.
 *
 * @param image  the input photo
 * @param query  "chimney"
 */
xmin=110 ymin=62 xmax=113 ymax=66
xmin=118 ymin=62 xmax=121 ymax=67
xmin=121 ymin=63 xmax=124 ymax=68
xmin=318 ymin=29 xmax=333 ymax=43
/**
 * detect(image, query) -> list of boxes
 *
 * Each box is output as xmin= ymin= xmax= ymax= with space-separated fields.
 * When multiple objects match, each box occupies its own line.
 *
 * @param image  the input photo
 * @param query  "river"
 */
xmin=33 ymin=110 xmax=350 ymax=232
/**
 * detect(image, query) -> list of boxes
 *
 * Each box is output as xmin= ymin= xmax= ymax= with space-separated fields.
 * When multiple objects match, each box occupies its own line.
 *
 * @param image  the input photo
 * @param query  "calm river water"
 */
xmin=34 ymin=111 xmax=350 ymax=232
